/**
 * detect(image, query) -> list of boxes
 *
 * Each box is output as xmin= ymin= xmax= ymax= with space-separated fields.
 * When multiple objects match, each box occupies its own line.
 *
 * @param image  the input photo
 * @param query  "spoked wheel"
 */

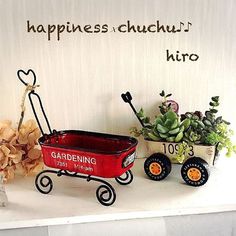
xmin=35 ymin=170 xmax=55 ymax=194
xmin=181 ymin=157 xmax=210 ymax=187
xmin=144 ymin=153 xmax=172 ymax=181
xmin=96 ymin=184 xmax=116 ymax=206
xmin=115 ymin=170 xmax=133 ymax=185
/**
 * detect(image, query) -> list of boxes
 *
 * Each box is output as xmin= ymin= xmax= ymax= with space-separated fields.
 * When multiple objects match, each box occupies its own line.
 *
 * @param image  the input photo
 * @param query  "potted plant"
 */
xmin=122 ymin=91 xmax=236 ymax=186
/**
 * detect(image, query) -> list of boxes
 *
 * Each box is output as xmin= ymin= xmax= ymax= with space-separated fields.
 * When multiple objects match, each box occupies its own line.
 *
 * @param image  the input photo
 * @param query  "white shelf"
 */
xmin=1 ymin=157 xmax=236 ymax=230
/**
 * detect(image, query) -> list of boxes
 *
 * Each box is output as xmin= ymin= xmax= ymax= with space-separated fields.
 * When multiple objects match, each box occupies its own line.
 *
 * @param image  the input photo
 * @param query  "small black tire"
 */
xmin=144 ymin=153 xmax=172 ymax=181
xmin=181 ymin=157 xmax=210 ymax=187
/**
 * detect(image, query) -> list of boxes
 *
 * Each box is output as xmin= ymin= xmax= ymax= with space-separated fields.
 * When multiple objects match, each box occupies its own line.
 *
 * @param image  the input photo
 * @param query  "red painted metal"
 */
xmin=39 ymin=130 xmax=138 ymax=178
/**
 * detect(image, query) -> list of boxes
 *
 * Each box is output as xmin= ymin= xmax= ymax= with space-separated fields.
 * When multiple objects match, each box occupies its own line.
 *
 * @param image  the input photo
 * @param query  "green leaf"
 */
xmin=205 ymin=111 xmax=213 ymax=119
xmin=164 ymin=119 xmax=173 ymax=128
xmin=169 ymin=127 xmax=180 ymax=135
xmin=215 ymin=116 xmax=222 ymax=124
xmin=147 ymin=133 xmax=160 ymax=141
xmin=166 ymin=93 xmax=172 ymax=97
xmin=159 ymin=133 xmax=169 ymax=139
xmin=165 ymin=110 xmax=177 ymax=121
xmin=137 ymin=108 xmax=144 ymax=117
xmin=154 ymin=116 xmax=164 ymax=125
xmin=175 ymin=132 xmax=183 ymax=142
xmin=210 ymin=108 xmax=218 ymax=113
xmin=160 ymin=90 xmax=165 ymax=97
xmin=196 ymin=120 xmax=205 ymax=128
xmin=203 ymin=118 xmax=213 ymax=126
xmin=222 ymin=120 xmax=230 ymax=125
xmin=166 ymin=136 xmax=175 ymax=142
xmin=211 ymin=96 xmax=219 ymax=102
xmin=157 ymin=124 xmax=169 ymax=134
xmin=170 ymin=119 xmax=179 ymax=129
xmin=180 ymin=118 xmax=191 ymax=130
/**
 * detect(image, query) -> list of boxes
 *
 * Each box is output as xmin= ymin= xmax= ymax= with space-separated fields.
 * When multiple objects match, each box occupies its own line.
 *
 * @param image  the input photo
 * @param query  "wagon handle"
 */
xmin=121 ymin=91 xmax=145 ymax=127
xmin=28 ymin=92 xmax=52 ymax=135
xmin=17 ymin=69 xmax=52 ymax=135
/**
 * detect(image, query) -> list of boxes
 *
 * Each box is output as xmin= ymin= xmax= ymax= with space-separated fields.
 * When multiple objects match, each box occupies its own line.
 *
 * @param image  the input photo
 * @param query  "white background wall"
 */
xmin=0 ymin=0 xmax=235 ymax=155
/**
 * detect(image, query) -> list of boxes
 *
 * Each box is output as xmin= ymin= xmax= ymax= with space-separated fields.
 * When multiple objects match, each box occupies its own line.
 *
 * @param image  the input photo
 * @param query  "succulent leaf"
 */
xmin=175 ymin=132 xmax=184 ymax=142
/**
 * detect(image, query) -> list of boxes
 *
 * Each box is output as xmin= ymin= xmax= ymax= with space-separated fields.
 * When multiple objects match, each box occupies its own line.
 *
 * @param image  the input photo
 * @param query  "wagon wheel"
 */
xmin=35 ymin=170 xmax=56 ymax=194
xmin=115 ymin=170 xmax=133 ymax=185
xmin=96 ymin=184 xmax=116 ymax=206
xmin=144 ymin=153 xmax=172 ymax=181
xmin=181 ymin=157 xmax=210 ymax=187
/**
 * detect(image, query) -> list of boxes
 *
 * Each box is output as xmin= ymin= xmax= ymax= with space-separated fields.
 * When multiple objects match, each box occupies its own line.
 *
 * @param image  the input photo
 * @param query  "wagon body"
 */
xmin=39 ymin=130 xmax=138 ymax=178
xmin=146 ymin=140 xmax=216 ymax=166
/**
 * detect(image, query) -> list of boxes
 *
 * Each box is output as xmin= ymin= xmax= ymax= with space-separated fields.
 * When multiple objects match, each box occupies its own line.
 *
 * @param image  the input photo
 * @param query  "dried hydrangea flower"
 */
xmin=0 ymin=119 xmax=43 ymax=182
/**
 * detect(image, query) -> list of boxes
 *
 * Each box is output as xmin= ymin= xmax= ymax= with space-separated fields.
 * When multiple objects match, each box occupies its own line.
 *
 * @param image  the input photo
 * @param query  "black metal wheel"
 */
xmin=144 ymin=153 xmax=172 ymax=181
xmin=35 ymin=171 xmax=53 ymax=194
xmin=96 ymin=184 xmax=116 ymax=206
xmin=181 ymin=157 xmax=210 ymax=187
xmin=115 ymin=170 xmax=133 ymax=185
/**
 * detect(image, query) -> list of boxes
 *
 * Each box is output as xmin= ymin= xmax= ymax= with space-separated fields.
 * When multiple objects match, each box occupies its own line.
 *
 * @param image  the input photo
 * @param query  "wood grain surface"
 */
xmin=0 ymin=0 xmax=235 ymax=156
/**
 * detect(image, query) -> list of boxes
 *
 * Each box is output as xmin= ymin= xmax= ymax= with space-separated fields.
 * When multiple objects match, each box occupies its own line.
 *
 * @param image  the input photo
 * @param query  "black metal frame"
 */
xmin=35 ymin=170 xmax=117 ymax=206
xmin=35 ymin=169 xmax=133 ymax=206
xmin=17 ymin=69 xmax=134 ymax=206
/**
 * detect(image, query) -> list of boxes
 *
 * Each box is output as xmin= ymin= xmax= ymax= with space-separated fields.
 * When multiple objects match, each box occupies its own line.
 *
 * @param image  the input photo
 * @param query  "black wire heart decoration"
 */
xmin=17 ymin=69 xmax=36 ymax=86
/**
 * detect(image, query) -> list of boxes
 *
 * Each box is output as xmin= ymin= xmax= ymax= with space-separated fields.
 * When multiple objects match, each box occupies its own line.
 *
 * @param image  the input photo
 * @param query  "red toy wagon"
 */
xmin=17 ymin=69 xmax=137 ymax=206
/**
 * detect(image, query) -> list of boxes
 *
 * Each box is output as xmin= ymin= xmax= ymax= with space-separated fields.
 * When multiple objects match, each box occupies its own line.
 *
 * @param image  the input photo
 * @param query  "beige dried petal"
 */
xmin=24 ymin=160 xmax=40 ymax=174
xmin=0 ymin=120 xmax=12 ymax=130
xmin=21 ymin=120 xmax=35 ymax=133
xmin=25 ymin=119 xmax=38 ymax=131
xmin=9 ymin=151 xmax=23 ymax=164
xmin=9 ymin=135 xmax=18 ymax=146
xmin=28 ymin=131 xmax=40 ymax=147
xmin=18 ymin=131 xmax=29 ymax=144
xmin=30 ymin=161 xmax=44 ymax=174
xmin=0 ymin=155 xmax=9 ymax=169
xmin=0 ymin=150 xmax=4 ymax=160
xmin=28 ymin=148 xmax=41 ymax=160
xmin=22 ymin=157 xmax=34 ymax=164
xmin=0 ymin=145 xmax=10 ymax=156
xmin=18 ymin=120 xmax=40 ymax=145
xmin=34 ymin=128 xmax=41 ymax=138
xmin=1 ymin=127 xmax=15 ymax=142
xmin=8 ymin=144 xmax=17 ymax=154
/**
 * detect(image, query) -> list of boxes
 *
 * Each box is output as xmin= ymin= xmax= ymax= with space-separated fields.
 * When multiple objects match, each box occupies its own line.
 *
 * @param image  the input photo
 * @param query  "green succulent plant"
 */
xmin=153 ymin=110 xmax=190 ymax=142
xmin=131 ymin=95 xmax=190 ymax=142
xmin=130 ymin=92 xmax=236 ymax=157
xmin=173 ymin=141 xmax=191 ymax=163
xmin=181 ymin=96 xmax=236 ymax=156
xmin=182 ymin=111 xmax=205 ymax=144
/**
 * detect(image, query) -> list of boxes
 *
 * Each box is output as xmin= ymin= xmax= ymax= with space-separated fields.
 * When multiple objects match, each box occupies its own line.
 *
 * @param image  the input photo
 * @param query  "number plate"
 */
xmin=123 ymin=152 xmax=136 ymax=168
xmin=146 ymin=141 xmax=216 ymax=166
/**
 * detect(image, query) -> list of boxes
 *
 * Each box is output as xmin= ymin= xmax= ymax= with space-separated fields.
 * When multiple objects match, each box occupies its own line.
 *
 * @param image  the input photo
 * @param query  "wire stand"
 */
xmin=35 ymin=169 xmax=117 ymax=206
